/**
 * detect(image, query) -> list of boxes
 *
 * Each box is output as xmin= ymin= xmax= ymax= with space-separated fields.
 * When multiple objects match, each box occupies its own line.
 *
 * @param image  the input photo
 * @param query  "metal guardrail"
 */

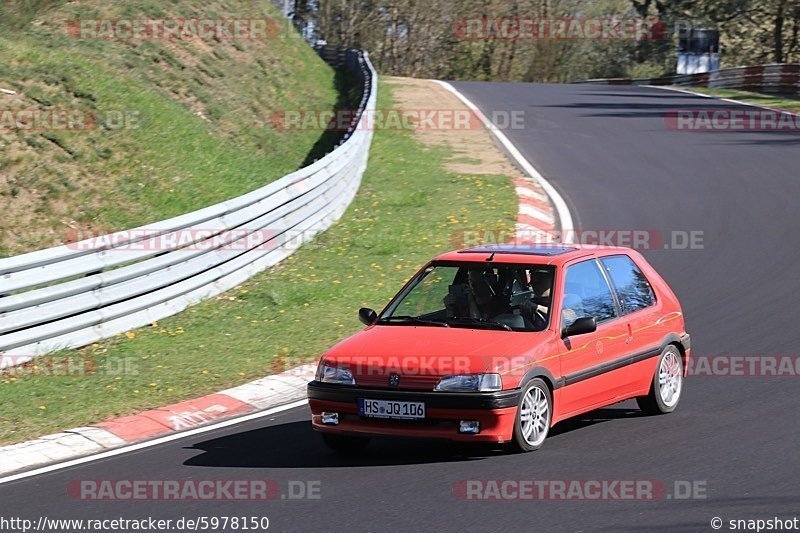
xmin=0 ymin=48 xmax=377 ymax=368
xmin=575 ymin=63 xmax=800 ymax=94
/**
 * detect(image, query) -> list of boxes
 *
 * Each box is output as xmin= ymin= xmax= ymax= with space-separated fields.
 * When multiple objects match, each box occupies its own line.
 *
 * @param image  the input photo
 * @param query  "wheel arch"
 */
xmin=660 ymin=332 xmax=688 ymax=371
xmin=519 ymin=367 xmax=559 ymax=394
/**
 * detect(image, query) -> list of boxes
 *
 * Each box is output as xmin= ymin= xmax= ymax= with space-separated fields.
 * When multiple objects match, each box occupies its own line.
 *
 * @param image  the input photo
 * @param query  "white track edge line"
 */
xmin=2 ymin=81 xmax=577 ymax=484
xmin=648 ymin=85 xmax=800 ymax=118
xmin=434 ymin=80 xmax=575 ymax=243
xmin=0 ymin=399 xmax=308 ymax=485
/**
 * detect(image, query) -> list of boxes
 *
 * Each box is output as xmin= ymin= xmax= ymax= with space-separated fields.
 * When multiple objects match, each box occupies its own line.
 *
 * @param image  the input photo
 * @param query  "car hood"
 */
xmin=321 ymin=325 xmax=549 ymax=387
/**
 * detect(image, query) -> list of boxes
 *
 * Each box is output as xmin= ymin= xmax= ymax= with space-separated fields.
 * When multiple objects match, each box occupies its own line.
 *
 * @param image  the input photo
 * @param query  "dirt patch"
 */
xmin=384 ymin=76 xmax=526 ymax=177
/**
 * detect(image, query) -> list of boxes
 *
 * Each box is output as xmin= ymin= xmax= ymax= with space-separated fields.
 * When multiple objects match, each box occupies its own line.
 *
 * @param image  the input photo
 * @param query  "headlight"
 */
xmin=317 ymin=362 xmax=356 ymax=385
xmin=434 ymin=373 xmax=502 ymax=392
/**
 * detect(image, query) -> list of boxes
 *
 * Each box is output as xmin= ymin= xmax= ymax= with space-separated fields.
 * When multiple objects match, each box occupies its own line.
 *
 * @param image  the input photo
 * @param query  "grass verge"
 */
xmin=686 ymin=87 xmax=800 ymax=112
xmin=0 ymin=80 xmax=518 ymax=444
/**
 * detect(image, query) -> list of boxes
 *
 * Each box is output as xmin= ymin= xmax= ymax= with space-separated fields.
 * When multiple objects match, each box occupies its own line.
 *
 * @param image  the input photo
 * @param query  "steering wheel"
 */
xmin=510 ymin=301 xmax=548 ymax=331
xmin=529 ymin=309 xmax=547 ymax=330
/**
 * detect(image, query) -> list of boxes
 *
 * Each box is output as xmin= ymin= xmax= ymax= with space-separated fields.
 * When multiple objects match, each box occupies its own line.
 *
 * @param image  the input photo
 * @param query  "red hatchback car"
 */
xmin=308 ymin=244 xmax=690 ymax=452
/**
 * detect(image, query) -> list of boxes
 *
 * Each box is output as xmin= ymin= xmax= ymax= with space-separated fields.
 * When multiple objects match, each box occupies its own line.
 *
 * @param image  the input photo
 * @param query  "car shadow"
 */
xmin=184 ymin=406 xmax=648 ymax=469
xmin=550 ymin=406 xmax=648 ymax=438
xmin=183 ymin=420 xmax=508 ymax=469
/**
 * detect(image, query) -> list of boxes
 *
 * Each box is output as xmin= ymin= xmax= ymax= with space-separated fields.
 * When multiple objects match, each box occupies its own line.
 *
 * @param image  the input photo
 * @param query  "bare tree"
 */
xmin=308 ymin=0 xmax=799 ymax=81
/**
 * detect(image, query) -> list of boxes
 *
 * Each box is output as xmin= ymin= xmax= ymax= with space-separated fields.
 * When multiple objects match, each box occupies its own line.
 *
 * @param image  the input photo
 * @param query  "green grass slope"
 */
xmin=0 ymin=81 xmax=519 ymax=444
xmin=0 ymin=0 xmax=338 ymax=255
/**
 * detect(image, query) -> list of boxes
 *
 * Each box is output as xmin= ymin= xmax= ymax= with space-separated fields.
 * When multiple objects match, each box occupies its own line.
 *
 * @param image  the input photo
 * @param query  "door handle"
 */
xmin=625 ymin=323 xmax=633 ymax=344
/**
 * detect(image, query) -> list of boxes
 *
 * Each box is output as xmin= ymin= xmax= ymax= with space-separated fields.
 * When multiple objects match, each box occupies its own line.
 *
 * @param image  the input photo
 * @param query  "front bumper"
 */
xmin=307 ymin=381 xmax=520 ymax=443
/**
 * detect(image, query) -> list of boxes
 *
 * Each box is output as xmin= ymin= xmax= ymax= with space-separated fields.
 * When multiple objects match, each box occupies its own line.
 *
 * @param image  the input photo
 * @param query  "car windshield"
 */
xmin=379 ymin=262 xmax=555 ymax=332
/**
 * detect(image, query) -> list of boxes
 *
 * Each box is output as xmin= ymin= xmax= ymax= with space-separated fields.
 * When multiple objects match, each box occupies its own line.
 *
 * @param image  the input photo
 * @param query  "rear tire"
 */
xmin=512 ymin=378 xmax=552 ymax=452
xmin=637 ymin=345 xmax=683 ymax=415
xmin=321 ymin=433 xmax=370 ymax=452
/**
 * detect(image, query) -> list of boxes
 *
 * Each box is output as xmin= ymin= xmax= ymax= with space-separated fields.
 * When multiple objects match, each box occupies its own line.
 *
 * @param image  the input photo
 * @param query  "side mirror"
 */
xmin=358 ymin=307 xmax=378 ymax=326
xmin=561 ymin=316 xmax=597 ymax=338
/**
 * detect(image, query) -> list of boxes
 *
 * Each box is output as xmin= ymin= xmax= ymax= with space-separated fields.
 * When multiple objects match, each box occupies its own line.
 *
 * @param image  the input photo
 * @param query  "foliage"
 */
xmin=302 ymin=0 xmax=800 ymax=81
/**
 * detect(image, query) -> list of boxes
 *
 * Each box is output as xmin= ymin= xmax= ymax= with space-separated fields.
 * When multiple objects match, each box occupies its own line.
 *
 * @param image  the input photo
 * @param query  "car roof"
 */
xmin=433 ymin=243 xmax=636 ymax=266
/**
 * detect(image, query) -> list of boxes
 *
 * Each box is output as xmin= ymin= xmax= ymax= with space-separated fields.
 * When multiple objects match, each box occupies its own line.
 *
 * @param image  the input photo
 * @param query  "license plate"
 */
xmin=358 ymin=398 xmax=426 ymax=420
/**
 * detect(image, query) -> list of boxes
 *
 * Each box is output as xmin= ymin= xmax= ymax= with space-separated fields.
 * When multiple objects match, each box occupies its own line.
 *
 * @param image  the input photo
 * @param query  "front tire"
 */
xmin=321 ymin=433 xmax=370 ymax=452
xmin=512 ymin=378 xmax=552 ymax=452
xmin=637 ymin=345 xmax=683 ymax=414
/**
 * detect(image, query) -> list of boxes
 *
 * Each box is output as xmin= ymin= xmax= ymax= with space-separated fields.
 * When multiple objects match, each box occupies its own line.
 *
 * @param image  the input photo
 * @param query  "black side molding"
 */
xmin=526 ymin=332 xmax=690 ymax=390
xmin=562 ymin=346 xmax=662 ymax=387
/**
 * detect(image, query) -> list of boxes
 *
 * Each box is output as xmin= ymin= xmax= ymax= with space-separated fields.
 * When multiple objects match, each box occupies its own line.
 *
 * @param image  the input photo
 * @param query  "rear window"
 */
xmin=601 ymin=255 xmax=656 ymax=314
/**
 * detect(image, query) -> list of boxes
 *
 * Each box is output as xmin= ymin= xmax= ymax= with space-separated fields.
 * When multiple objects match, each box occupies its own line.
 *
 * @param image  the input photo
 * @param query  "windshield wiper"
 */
xmin=378 ymin=316 xmax=451 ymax=327
xmin=445 ymin=317 xmax=513 ymax=331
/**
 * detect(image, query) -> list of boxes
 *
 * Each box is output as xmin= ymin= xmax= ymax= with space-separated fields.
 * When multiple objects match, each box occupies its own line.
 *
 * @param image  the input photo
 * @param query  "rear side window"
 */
xmin=601 ymin=255 xmax=656 ymax=314
xmin=561 ymin=260 xmax=617 ymax=326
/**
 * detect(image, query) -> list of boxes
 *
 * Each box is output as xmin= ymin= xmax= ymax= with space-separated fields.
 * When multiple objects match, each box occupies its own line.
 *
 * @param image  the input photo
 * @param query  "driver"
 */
xmin=519 ymin=270 xmax=552 ymax=330
xmin=444 ymin=268 xmax=510 ymax=320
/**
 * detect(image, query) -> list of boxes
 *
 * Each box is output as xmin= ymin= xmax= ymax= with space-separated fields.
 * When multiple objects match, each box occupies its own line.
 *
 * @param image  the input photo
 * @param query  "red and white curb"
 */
xmin=434 ymin=80 xmax=572 ymax=243
xmin=1 ymin=84 xmax=573 ymax=481
xmin=0 ymin=363 xmax=317 ymax=477
xmin=654 ymin=85 xmax=800 ymax=120
xmin=514 ymin=177 xmax=557 ymax=241
xmin=575 ymin=63 xmax=800 ymax=95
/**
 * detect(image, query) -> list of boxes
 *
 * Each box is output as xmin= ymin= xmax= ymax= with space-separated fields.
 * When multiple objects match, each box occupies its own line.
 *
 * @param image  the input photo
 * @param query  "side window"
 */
xmin=601 ymin=255 xmax=656 ymax=315
xmin=561 ymin=260 xmax=618 ymax=326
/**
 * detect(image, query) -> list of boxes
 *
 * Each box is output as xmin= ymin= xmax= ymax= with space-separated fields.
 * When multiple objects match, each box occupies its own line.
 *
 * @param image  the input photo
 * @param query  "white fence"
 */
xmin=0 ymin=49 xmax=377 ymax=368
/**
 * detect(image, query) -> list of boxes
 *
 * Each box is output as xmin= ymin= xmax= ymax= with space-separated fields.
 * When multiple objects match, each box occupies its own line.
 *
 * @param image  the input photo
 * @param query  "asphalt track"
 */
xmin=2 ymin=84 xmax=799 ymax=532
